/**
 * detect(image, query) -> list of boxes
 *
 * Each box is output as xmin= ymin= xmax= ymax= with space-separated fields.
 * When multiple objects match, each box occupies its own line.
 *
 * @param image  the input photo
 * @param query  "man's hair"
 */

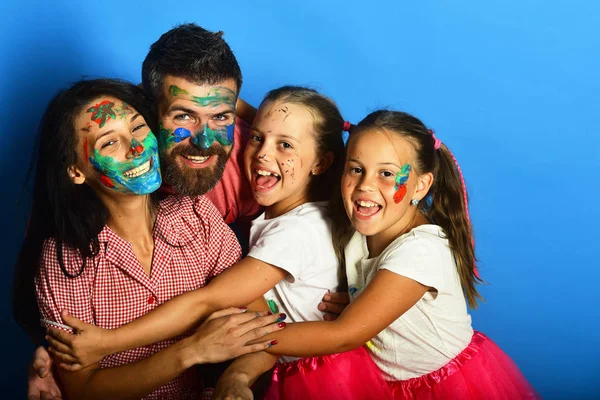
xmin=142 ymin=23 xmax=242 ymax=101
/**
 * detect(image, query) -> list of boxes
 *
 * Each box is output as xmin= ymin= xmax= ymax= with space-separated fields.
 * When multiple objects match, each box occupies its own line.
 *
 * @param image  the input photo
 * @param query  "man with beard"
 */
xmin=25 ymin=23 xmax=349 ymax=399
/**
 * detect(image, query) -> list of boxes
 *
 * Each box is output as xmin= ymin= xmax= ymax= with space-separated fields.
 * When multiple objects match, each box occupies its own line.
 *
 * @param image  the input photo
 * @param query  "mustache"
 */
xmin=169 ymin=143 xmax=220 ymax=158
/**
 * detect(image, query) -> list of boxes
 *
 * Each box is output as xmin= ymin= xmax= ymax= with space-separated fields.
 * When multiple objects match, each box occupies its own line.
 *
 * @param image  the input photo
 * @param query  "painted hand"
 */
xmin=318 ymin=291 xmax=350 ymax=321
xmin=45 ymin=310 xmax=110 ymax=371
xmin=184 ymin=308 xmax=286 ymax=365
xmin=27 ymin=346 xmax=63 ymax=400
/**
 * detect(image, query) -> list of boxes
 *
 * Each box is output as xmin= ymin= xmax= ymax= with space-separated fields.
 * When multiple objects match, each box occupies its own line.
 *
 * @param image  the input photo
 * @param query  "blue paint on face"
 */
xmin=173 ymin=128 xmax=192 ymax=143
xmin=227 ymin=122 xmax=235 ymax=143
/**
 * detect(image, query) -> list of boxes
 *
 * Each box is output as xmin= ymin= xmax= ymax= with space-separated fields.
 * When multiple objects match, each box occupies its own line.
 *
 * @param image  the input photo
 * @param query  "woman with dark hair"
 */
xmin=12 ymin=78 xmax=282 ymax=400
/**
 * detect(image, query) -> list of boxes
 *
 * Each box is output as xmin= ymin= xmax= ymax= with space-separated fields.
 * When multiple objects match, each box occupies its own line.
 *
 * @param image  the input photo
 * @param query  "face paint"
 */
xmin=87 ymin=101 xmax=132 ymax=128
xmin=191 ymin=123 xmax=235 ymax=149
xmin=89 ymin=132 xmax=161 ymax=195
xmin=159 ymin=124 xmax=193 ymax=151
xmin=393 ymin=164 xmax=412 ymax=204
xmin=170 ymin=85 xmax=237 ymax=108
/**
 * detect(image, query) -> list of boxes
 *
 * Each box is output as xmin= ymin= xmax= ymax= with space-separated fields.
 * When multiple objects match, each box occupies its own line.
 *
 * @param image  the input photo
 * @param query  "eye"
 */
xmin=279 ymin=141 xmax=292 ymax=150
xmin=132 ymin=123 xmax=146 ymax=132
xmin=381 ymin=170 xmax=394 ymax=178
xmin=101 ymin=140 xmax=117 ymax=149
xmin=250 ymin=134 xmax=263 ymax=142
xmin=174 ymin=113 xmax=192 ymax=121
xmin=213 ymin=114 xmax=229 ymax=122
xmin=348 ymin=167 xmax=363 ymax=174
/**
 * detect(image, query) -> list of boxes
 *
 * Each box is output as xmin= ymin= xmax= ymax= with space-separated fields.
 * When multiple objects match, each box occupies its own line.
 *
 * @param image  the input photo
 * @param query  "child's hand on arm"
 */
xmin=212 ymin=352 xmax=279 ymax=400
xmin=318 ymin=291 xmax=350 ymax=321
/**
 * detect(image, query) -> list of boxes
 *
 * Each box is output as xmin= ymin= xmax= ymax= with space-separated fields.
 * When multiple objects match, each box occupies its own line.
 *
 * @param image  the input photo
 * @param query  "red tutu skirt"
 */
xmin=263 ymin=346 xmax=393 ymax=400
xmin=387 ymin=331 xmax=540 ymax=399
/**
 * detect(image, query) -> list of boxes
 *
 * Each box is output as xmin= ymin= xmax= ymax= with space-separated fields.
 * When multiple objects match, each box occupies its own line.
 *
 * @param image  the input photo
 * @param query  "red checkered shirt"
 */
xmin=35 ymin=195 xmax=242 ymax=400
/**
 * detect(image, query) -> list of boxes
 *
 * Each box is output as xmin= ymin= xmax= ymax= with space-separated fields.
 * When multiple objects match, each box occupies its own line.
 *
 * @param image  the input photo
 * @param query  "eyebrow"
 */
xmin=251 ymin=127 xmax=299 ymax=143
xmin=96 ymin=130 xmax=115 ymax=141
xmin=167 ymin=105 xmax=197 ymax=115
xmin=130 ymin=113 xmax=140 ymax=122
xmin=347 ymin=158 xmax=401 ymax=168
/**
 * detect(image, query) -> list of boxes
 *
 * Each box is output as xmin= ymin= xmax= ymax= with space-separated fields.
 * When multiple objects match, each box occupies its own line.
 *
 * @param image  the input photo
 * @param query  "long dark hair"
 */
xmin=333 ymin=110 xmax=483 ymax=308
xmin=12 ymin=79 xmax=158 ymax=342
xmin=260 ymin=86 xmax=346 ymax=202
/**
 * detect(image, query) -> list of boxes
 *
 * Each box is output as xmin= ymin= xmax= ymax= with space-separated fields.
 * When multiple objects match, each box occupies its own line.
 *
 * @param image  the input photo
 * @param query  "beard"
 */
xmin=161 ymin=143 xmax=230 ymax=196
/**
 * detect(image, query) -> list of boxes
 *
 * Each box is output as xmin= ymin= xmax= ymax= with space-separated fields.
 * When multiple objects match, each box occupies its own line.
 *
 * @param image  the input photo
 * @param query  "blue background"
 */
xmin=1 ymin=1 xmax=598 ymax=398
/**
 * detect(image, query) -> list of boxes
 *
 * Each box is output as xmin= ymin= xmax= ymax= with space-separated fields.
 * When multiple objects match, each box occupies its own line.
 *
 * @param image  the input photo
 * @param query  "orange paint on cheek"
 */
xmin=83 ymin=137 xmax=89 ymax=161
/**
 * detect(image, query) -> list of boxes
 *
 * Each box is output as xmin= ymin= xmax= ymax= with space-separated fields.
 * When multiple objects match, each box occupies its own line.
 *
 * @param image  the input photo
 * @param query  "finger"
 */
xmin=46 ymin=327 xmax=76 ymax=346
xmin=206 ymin=307 xmax=248 ymax=321
xmin=318 ymin=301 xmax=346 ymax=315
xmin=322 ymin=291 xmax=350 ymax=304
xmin=48 ymin=347 xmax=78 ymax=365
xmin=239 ymin=314 xmax=286 ymax=341
xmin=323 ymin=313 xmax=338 ymax=321
xmin=236 ymin=339 xmax=279 ymax=357
xmin=61 ymin=310 xmax=89 ymax=332
xmin=58 ymin=362 xmax=83 ymax=372
xmin=33 ymin=358 xmax=51 ymax=379
xmin=45 ymin=335 xmax=74 ymax=357
xmin=218 ymin=310 xmax=275 ymax=329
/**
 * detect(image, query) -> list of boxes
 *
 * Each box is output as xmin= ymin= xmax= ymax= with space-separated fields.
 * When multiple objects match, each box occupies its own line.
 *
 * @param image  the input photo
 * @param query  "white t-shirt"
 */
xmin=345 ymin=225 xmax=474 ymax=381
xmin=248 ymin=202 xmax=341 ymax=362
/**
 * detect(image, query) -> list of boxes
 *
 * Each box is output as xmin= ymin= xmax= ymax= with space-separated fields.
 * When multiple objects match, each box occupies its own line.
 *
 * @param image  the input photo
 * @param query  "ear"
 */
xmin=67 ymin=165 xmax=86 ymax=185
xmin=414 ymin=171 xmax=434 ymax=201
xmin=311 ymin=151 xmax=334 ymax=176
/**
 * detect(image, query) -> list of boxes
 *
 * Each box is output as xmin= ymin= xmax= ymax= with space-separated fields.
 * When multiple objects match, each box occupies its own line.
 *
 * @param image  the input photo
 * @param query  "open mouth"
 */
xmin=354 ymin=199 xmax=382 ymax=219
xmin=254 ymin=168 xmax=281 ymax=191
xmin=181 ymin=154 xmax=213 ymax=168
xmin=123 ymin=158 xmax=153 ymax=178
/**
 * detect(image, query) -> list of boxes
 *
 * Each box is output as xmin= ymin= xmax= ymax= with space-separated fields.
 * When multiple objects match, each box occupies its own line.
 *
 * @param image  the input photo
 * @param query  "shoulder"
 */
xmin=382 ymin=225 xmax=449 ymax=262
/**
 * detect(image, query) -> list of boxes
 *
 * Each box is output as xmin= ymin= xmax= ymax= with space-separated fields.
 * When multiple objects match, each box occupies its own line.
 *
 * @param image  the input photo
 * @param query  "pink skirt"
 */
xmin=387 ymin=331 xmax=540 ymax=399
xmin=263 ymin=346 xmax=393 ymax=400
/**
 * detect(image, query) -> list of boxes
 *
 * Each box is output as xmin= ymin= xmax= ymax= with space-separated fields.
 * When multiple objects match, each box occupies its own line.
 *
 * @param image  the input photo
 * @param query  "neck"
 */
xmin=99 ymin=192 xmax=156 ymax=243
xmin=366 ymin=210 xmax=429 ymax=258
xmin=265 ymin=190 xmax=311 ymax=220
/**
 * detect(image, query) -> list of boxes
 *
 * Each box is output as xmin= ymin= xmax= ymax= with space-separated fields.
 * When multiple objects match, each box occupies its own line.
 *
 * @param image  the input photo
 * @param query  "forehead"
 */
xmin=254 ymin=101 xmax=315 ymax=136
xmin=160 ymin=75 xmax=237 ymax=106
xmin=348 ymin=128 xmax=415 ymax=163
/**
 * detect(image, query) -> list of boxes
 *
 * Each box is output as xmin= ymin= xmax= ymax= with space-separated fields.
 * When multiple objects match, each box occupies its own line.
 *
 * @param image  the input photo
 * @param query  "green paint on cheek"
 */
xmin=170 ymin=85 xmax=189 ymax=96
xmin=159 ymin=124 xmax=176 ymax=151
xmin=91 ymin=133 xmax=157 ymax=175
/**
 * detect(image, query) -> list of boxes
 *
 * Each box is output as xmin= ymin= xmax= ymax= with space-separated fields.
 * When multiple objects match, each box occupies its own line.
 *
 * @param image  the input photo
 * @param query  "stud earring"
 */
xmin=410 ymin=199 xmax=419 ymax=206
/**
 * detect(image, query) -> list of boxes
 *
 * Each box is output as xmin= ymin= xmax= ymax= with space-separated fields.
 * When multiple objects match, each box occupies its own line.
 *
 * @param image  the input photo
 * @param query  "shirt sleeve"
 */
xmin=247 ymin=217 xmax=314 ymax=281
xmin=377 ymin=235 xmax=447 ymax=293
xmin=34 ymin=238 xmax=95 ymax=332
xmin=195 ymin=196 xmax=242 ymax=280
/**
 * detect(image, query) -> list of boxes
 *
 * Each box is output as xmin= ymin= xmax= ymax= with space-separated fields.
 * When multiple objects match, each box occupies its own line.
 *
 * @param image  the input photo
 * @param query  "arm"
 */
xmin=260 ymin=270 xmax=428 ymax=357
xmin=48 ymin=256 xmax=287 ymax=364
xmin=213 ymin=352 xmax=279 ymax=400
xmin=55 ymin=308 xmax=282 ymax=400
xmin=235 ymin=97 xmax=257 ymax=125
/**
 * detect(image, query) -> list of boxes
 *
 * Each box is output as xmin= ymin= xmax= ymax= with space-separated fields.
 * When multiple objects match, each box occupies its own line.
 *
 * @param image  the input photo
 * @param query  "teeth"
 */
xmin=124 ymin=160 xmax=151 ymax=178
xmin=257 ymin=169 xmax=280 ymax=177
xmin=184 ymin=155 xmax=209 ymax=162
xmin=357 ymin=200 xmax=379 ymax=207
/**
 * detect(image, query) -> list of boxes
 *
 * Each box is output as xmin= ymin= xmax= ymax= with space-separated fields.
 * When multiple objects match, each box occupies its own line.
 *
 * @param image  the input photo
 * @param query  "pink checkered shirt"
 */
xmin=35 ymin=195 xmax=242 ymax=400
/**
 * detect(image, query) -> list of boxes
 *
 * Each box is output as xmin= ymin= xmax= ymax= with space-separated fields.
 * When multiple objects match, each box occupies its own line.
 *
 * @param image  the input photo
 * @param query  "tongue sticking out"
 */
xmin=256 ymin=175 xmax=279 ymax=188
xmin=357 ymin=204 xmax=380 ymax=216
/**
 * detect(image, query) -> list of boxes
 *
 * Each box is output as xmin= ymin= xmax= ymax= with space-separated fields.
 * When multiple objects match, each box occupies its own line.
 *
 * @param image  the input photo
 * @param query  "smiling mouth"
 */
xmin=354 ymin=200 xmax=382 ymax=218
xmin=180 ymin=154 xmax=214 ymax=168
xmin=123 ymin=159 xmax=153 ymax=178
xmin=254 ymin=169 xmax=281 ymax=191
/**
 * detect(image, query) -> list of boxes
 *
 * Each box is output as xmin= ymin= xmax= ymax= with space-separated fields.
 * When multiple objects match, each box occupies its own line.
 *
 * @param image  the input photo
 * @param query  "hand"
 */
xmin=45 ymin=310 xmax=110 ymax=371
xmin=183 ymin=308 xmax=286 ymax=365
xmin=212 ymin=372 xmax=254 ymax=400
xmin=27 ymin=346 xmax=63 ymax=400
xmin=318 ymin=291 xmax=350 ymax=321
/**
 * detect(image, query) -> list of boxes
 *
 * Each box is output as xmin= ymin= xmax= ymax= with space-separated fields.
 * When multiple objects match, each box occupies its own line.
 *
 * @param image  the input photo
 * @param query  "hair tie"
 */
xmin=429 ymin=129 xmax=441 ymax=150
xmin=343 ymin=121 xmax=352 ymax=132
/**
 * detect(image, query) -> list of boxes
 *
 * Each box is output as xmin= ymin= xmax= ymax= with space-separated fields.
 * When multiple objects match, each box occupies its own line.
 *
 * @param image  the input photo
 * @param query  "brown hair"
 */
xmin=260 ymin=86 xmax=345 ymax=202
xmin=333 ymin=110 xmax=483 ymax=308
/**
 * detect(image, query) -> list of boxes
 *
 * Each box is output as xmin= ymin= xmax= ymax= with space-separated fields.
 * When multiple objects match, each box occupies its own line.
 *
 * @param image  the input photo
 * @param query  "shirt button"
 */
xmin=147 ymin=296 xmax=156 ymax=305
